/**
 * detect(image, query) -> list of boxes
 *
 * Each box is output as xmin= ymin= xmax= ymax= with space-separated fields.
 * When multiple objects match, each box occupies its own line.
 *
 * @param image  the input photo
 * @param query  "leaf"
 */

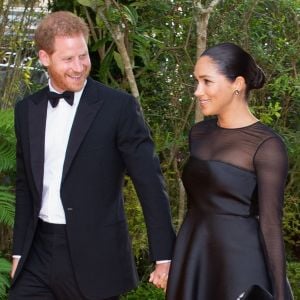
xmin=98 ymin=46 xmax=115 ymax=83
xmin=121 ymin=4 xmax=138 ymax=26
xmin=90 ymin=36 xmax=111 ymax=52
xmin=77 ymin=0 xmax=92 ymax=7
xmin=95 ymin=14 xmax=105 ymax=29
xmin=134 ymin=32 xmax=163 ymax=46
xmin=106 ymin=6 xmax=122 ymax=24
xmin=76 ymin=0 xmax=102 ymax=9
xmin=113 ymin=51 xmax=124 ymax=75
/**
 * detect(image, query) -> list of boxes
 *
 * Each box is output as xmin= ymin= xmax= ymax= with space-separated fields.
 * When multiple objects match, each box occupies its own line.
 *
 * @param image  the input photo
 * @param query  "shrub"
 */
xmin=287 ymin=261 xmax=300 ymax=300
xmin=121 ymin=283 xmax=165 ymax=300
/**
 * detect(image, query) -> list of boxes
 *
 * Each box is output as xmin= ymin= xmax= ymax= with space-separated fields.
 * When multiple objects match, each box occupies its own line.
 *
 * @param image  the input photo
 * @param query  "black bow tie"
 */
xmin=48 ymin=91 xmax=74 ymax=108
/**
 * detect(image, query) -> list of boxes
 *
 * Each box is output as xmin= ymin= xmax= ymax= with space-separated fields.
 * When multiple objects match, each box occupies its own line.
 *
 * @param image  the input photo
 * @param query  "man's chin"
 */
xmin=67 ymin=80 xmax=87 ymax=92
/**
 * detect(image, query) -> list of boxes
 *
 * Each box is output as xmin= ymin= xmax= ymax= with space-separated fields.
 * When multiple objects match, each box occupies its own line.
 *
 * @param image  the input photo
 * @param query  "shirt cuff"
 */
xmin=12 ymin=255 xmax=21 ymax=259
xmin=156 ymin=260 xmax=171 ymax=264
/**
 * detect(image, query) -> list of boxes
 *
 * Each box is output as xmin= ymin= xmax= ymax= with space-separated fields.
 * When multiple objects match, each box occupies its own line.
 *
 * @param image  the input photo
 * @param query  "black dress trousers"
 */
xmin=9 ymin=220 xmax=119 ymax=300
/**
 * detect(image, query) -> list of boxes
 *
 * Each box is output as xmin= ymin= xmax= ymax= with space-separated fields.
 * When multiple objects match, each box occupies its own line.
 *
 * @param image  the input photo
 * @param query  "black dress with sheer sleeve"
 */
xmin=166 ymin=118 xmax=293 ymax=300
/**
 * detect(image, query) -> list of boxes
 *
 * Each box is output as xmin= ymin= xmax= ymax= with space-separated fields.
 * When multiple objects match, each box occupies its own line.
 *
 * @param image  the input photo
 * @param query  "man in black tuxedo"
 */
xmin=9 ymin=11 xmax=175 ymax=300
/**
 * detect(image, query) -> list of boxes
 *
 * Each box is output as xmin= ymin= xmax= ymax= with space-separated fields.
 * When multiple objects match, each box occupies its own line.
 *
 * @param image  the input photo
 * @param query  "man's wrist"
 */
xmin=156 ymin=260 xmax=171 ymax=264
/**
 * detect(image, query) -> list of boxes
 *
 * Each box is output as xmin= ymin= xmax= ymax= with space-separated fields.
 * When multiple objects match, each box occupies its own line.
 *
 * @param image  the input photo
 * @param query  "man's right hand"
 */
xmin=11 ymin=257 xmax=20 ymax=279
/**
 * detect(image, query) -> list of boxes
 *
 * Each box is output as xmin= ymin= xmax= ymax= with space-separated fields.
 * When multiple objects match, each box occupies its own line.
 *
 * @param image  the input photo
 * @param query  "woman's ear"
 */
xmin=38 ymin=50 xmax=50 ymax=67
xmin=234 ymin=76 xmax=246 ymax=93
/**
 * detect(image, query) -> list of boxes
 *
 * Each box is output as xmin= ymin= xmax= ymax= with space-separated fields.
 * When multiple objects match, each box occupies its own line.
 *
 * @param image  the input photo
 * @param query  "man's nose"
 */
xmin=72 ymin=58 xmax=84 ymax=72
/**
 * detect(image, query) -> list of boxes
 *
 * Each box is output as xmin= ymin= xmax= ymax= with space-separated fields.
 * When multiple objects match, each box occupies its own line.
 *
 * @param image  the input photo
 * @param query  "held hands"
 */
xmin=149 ymin=262 xmax=170 ymax=292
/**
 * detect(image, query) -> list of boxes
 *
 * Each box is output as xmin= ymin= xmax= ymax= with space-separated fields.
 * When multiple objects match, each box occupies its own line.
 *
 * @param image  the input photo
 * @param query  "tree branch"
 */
xmin=97 ymin=3 xmax=140 ymax=100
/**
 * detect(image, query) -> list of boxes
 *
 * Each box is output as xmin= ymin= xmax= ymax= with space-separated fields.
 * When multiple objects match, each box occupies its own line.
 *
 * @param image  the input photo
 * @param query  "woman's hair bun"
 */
xmin=249 ymin=65 xmax=266 ymax=90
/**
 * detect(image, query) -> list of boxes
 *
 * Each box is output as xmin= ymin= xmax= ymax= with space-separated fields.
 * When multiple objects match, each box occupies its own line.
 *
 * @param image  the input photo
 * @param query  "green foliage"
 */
xmin=0 ymin=257 xmax=11 ymax=300
xmin=284 ymin=130 xmax=300 ymax=196
xmin=0 ymin=109 xmax=15 ymax=227
xmin=281 ymin=129 xmax=300 ymax=262
xmin=123 ymin=177 xmax=157 ymax=283
xmin=124 ymin=177 xmax=148 ymax=260
xmin=98 ymin=45 xmax=117 ymax=85
xmin=0 ymin=109 xmax=15 ymax=173
xmin=121 ymin=283 xmax=165 ymax=300
xmin=287 ymin=261 xmax=300 ymax=300
xmin=283 ymin=196 xmax=300 ymax=257
xmin=268 ymin=74 xmax=300 ymax=129
xmin=121 ymin=4 xmax=138 ymax=27
xmin=77 ymin=0 xmax=100 ymax=9
xmin=106 ymin=6 xmax=122 ymax=24
xmin=0 ymin=186 xmax=15 ymax=227
xmin=251 ymin=101 xmax=281 ymax=125
xmin=0 ymin=2 xmax=47 ymax=108
xmin=0 ymin=109 xmax=15 ymax=298
xmin=113 ymin=51 xmax=125 ymax=75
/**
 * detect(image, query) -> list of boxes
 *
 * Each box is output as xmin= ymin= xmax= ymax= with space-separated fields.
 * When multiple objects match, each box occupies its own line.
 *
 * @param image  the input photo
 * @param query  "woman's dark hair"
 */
xmin=201 ymin=42 xmax=266 ymax=96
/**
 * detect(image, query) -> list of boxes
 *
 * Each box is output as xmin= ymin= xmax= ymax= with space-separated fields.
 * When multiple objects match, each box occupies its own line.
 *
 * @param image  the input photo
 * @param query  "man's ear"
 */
xmin=38 ymin=50 xmax=50 ymax=67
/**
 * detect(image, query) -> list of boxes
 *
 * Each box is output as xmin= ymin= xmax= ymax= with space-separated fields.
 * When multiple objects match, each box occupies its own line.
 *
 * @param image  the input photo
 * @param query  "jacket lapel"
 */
xmin=62 ymin=78 xmax=104 ymax=182
xmin=28 ymin=88 xmax=48 ymax=198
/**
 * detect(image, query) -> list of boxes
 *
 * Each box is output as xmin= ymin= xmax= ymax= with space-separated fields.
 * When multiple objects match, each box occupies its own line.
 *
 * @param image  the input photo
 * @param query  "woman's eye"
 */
xmin=204 ymin=79 xmax=212 ymax=84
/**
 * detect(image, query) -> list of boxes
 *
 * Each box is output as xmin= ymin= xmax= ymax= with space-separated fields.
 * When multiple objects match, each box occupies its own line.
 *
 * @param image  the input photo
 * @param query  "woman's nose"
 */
xmin=194 ymin=83 xmax=203 ymax=97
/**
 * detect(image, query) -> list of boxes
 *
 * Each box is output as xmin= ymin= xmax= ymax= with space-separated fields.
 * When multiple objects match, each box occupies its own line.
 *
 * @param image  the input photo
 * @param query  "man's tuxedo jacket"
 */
xmin=12 ymin=77 xmax=175 ymax=299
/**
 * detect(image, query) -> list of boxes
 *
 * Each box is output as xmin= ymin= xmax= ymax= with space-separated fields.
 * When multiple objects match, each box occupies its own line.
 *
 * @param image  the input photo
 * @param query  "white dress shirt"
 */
xmin=38 ymin=81 xmax=85 ymax=224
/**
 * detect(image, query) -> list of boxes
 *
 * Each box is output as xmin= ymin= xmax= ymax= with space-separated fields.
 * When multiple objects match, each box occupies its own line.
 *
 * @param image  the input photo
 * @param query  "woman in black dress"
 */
xmin=166 ymin=43 xmax=293 ymax=300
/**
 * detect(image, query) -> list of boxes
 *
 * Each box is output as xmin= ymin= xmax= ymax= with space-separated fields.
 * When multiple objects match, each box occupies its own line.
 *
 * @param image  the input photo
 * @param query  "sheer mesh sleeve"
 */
xmin=254 ymin=136 xmax=290 ymax=300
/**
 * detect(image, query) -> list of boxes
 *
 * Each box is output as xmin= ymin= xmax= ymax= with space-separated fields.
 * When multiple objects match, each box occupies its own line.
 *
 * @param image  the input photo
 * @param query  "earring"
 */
xmin=234 ymin=90 xmax=240 ymax=95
